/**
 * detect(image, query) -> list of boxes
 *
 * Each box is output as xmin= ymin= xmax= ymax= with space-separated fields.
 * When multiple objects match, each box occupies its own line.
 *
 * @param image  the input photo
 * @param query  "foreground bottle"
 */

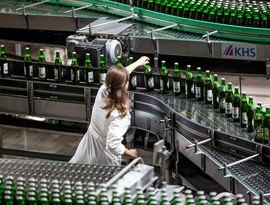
xmin=38 ymin=49 xmax=47 ymax=80
xmin=173 ymin=62 xmax=181 ymax=96
xmin=84 ymin=53 xmax=93 ymax=85
xmin=24 ymin=47 xmax=33 ymax=79
xmin=54 ymin=51 xmax=62 ymax=82
xmin=160 ymin=60 xmax=169 ymax=94
xmin=0 ymin=45 xmax=9 ymax=77
xmin=99 ymin=54 xmax=106 ymax=85
xmin=144 ymin=62 xmax=154 ymax=92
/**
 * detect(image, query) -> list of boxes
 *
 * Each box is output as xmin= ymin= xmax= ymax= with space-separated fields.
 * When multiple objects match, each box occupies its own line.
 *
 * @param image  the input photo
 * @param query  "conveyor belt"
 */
xmin=1 ymin=0 xmax=270 ymax=62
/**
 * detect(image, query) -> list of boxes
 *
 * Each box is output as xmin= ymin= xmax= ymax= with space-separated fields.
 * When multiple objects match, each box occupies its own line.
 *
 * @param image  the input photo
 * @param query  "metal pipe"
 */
xmin=146 ymin=23 xmax=178 ymax=34
xmin=64 ymin=3 xmax=93 ymax=13
xmin=202 ymin=30 xmax=219 ymax=38
xmin=16 ymin=0 xmax=50 ymax=11
xmin=186 ymin=138 xmax=212 ymax=149
xmin=219 ymin=153 xmax=259 ymax=170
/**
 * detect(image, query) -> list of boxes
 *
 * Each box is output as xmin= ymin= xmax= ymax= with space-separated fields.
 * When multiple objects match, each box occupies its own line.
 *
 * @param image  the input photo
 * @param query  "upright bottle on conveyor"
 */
xmin=195 ymin=67 xmax=203 ymax=101
xmin=204 ymin=70 xmax=212 ymax=105
xmin=218 ymin=78 xmax=226 ymax=114
xmin=185 ymin=64 xmax=194 ymax=99
xmin=84 ymin=53 xmax=93 ymax=85
xmin=254 ymin=104 xmax=264 ymax=143
xmin=24 ymin=47 xmax=33 ymax=79
xmin=172 ymin=62 xmax=181 ymax=96
xmin=54 ymin=51 xmax=62 ymax=82
xmin=38 ymin=48 xmax=47 ymax=81
xmin=225 ymin=82 xmax=233 ymax=118
xmin=128 ymin=57 xmax=137 ymax=91
xmin=240 ymin=92 xmax=248 ymax=128
xmin=99 ymin=54 xmax=106 ymax=85
xmin=144 ymin=62 xmax=154 ymax=92
xmin=71 ymin=51 xmax=80 ymax=84
xmin=232 ymin=86 xmax=240 ymax=122
xmin=212 ymin=74 xmax=219 ymax=109
xmin=159 ymin=60 xmax=169 ymax=94
xmin=263 ymin=107 xmax=270 ymax=145
xmin=0 ymin=45 xmax=9 ymax=77
xmin=247 ymin=96 xmax=254 ymax=133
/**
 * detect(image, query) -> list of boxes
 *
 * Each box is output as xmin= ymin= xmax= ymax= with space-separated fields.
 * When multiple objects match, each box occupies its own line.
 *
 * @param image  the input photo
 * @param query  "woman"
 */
xmin=69 ymin=56 xmax=150 ymax=165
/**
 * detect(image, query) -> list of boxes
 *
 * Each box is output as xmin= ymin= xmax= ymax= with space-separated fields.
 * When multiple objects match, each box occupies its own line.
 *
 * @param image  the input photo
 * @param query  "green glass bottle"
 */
xmin=84 ymin=53 xmax=93 ymax=85
xmin=263 ymin=107 xmax=270 ymax=145
xmin=225 ymin=82 xmax=233 ymax=117
xmin=99 ymin=54 xmax=106 ymax=85
xmin=195 ymin=67 xmax=203 ymax=101
xmin=0 ymin=45 xmax=9 ymax=77
xmin=160 ymin=60 xmax=169 ymax=94
xmin=38 ymin=48 xmax=47 ymax=80
xmin=236 ymin=8 xmax=244 ymax=26
xmin=240 ymin=92 xmax=248 ymax=128
xmin=229 ymin=7 xmax=237 ymax=25
xmin=173 ymin=62 xmax=181 ymax=96
xmin=54 ymin=51 xmax=62 ymax=82
xmin=254 ymin=105 xmax=263 ymax=143
xmin=28 ymin=196 xmax=38 ymax=205
xmin=71 ymin=51 xmax=79 ymax=84
xmin=128 ymin=57 xmax=137 ymax=90
xmin=204 ymin=70 xmax=213 ymax=105
xmin=185 ymin=65 xmax=194 ymax=99
xmin=232 ymin=87 xmax=240 ymax=122
xmin=245 ymin=8 xmax=253 ymax=27
xmin=116 ymin=56 xmax=123 ymax=66
xmin=144 ymin=62 xmax=154 ymax=92
xmin=24 ymin=47 xmax=33 ymax=79
xmin=212 ymin=74 xmax=219 ymax=109
xmin=247 ymin=96 xmax=254 ymax=132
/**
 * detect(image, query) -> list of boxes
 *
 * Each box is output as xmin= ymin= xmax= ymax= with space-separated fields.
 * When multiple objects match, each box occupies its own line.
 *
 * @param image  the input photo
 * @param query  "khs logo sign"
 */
xmin=222 ymin=44 xmax=257 ymax=60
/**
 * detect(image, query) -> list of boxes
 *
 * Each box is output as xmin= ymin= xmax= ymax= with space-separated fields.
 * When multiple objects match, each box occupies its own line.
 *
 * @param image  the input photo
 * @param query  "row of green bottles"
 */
xmin=0 ymin=45 xmax=98 ymax=85
xmin=120 ymin=0 xmax=270 ymax=28
xmin=27 ymin=48 xmax=95 ymax=85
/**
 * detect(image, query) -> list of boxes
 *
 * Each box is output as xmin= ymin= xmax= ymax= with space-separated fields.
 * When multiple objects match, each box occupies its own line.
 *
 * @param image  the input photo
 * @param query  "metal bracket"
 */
xmin=202 ymin=30 xmax=219 ymax=44
xmin=202 ymin=30 xmax=218 ymax=57
xmin=147 ymin=23 xmax=178 ymax=69
xmin=84 ymin=87 xmax=91 ymax=122
xmin=27 ymin=81 xmax=34 ymax=115
xmin=186 ymin=138 xmax=212 ymax=155
xmin=218 ymin=152 xmax=260 ymax=178
xmin=266 ymin=57 xmax=270 ymax=80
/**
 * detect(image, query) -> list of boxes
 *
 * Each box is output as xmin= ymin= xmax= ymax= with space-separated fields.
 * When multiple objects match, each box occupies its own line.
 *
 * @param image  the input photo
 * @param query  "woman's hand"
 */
xmin=136 ymin=56 xmax=150 ymax=67
xmin=126 ymin=56 xmax=150 ymax=74
xmin=124 ymin=148 xmax=138 ymax=158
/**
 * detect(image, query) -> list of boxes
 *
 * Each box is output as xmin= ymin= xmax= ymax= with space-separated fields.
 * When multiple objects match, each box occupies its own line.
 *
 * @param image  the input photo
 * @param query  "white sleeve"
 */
xmin=107 ymin=114 xmax=130 ymax=155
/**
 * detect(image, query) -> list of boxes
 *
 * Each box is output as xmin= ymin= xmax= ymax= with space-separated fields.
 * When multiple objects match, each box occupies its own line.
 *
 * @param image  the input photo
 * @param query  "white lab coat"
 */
xmin=69 ymin=85 xmax=131 ymax=165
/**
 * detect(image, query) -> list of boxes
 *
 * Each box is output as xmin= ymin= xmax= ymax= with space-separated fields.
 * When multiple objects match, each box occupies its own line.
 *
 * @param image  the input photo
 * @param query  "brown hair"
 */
xmin=102 ymin=65 xmax=129 ymax=118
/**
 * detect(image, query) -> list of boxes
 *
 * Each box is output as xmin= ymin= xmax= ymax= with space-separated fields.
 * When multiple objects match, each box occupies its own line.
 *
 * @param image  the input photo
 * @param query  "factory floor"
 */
xmin=0 ymin=74 xmax=269 ymax=193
